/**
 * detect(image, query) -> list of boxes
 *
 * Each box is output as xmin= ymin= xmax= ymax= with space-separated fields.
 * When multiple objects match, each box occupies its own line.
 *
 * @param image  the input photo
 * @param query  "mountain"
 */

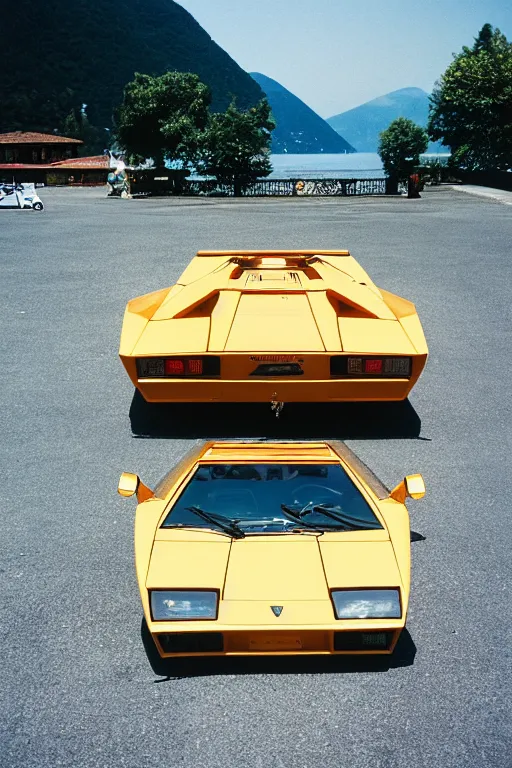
xmin=327 ymin=88 xmax=445 ymax=153
xmin=250 ymin=73 xmax=355 ymax=154
xmin=0 ymin=0 xmax=264 ymax=133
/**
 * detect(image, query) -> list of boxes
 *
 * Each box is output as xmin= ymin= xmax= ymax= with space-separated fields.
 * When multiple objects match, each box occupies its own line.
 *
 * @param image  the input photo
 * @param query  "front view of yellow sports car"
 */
xmin=118 ymin=441 xmax=425 ymax=657
xmin=119 ymin=250 xmax=428 ymax=405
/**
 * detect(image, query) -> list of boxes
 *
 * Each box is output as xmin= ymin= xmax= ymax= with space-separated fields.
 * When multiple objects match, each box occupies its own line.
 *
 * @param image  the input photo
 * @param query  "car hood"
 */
xmin=146 ymin=532 xmax=402 ymax=598
xmin=129 ymin=255 xmax=421 ymax=356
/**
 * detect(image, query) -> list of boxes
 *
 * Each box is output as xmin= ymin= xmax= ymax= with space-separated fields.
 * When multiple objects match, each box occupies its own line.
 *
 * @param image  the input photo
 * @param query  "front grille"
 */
xmin=334 ymin=631 xmax=394 ymax=651
xmin=157 ymin=632 xmax=224 ymax=654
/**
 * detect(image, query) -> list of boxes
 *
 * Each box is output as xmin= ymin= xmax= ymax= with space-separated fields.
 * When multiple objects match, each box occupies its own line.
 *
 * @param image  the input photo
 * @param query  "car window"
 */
xmin=161 ymin=463 xmax=382 ymax=532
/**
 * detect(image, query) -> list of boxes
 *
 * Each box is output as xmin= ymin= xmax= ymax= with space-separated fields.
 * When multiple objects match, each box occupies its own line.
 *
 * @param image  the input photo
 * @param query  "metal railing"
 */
xmin=182 ymin=177 xmax=392 ymax=197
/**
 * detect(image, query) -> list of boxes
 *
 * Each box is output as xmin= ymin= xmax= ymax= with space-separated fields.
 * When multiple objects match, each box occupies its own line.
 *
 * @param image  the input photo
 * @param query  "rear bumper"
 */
xmin=121 ymin=352 xmax=426 ymax=403
xmin=152 ymin=627 xmax=404 ymax=657
xmin=133 ymin=378 xmax=417 ymax=403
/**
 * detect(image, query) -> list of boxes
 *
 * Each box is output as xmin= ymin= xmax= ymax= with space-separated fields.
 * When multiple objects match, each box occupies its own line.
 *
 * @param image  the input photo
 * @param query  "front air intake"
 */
xmin=157 ymin=633 xmax=224 ymax=654
xmin=334 ymin=631 xmax=394 ymax=651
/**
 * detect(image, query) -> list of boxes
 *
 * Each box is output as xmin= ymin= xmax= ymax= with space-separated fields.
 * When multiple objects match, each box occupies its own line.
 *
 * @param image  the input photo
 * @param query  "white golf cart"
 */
xmin=0 ymin=183 xmax=44 ymax=210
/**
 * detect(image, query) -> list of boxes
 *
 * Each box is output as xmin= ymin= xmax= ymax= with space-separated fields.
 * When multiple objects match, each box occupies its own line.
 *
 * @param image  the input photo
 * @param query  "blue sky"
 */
xmin=177 ymin=0 xmax=512 ymax=117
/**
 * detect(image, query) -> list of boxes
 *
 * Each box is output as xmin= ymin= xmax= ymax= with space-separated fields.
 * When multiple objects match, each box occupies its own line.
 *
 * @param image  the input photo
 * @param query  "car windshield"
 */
xmin=161 ymin=463 xmax=383 ymax=534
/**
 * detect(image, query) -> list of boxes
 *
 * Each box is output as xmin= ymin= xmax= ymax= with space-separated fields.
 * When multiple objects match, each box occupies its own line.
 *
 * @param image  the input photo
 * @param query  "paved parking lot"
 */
xmin=1 ymin=186 xmax=511 ymax=768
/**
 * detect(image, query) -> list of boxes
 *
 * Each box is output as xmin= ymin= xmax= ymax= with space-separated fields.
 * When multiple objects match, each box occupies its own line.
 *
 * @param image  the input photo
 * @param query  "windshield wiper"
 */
xmin=299 ymin=502 xmax=381 ymax=530
xmin=280 ymin=505 xmax=346 ymax=531
xmin=185 ymin=506 xmax=245 ymax=539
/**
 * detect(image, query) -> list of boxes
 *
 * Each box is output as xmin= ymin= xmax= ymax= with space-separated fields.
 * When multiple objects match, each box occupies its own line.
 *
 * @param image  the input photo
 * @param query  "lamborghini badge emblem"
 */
xmin=271 ymin=606 xmax=283 ymax=617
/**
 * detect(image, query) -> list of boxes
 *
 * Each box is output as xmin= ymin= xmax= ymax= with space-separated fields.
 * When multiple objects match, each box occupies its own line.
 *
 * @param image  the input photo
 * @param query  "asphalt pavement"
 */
xmin=1 ymin=186 xmax=511 ymax=768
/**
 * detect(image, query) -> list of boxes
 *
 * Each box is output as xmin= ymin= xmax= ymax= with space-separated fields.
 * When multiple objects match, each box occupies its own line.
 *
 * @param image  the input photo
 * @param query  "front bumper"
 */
xmin=151 ymin=626 xmax=404 ymax=657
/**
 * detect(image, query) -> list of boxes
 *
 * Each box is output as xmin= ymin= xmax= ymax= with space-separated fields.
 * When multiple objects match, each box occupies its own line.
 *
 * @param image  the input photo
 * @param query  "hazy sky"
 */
xmin=177 ymin=0 xmax=511 ymax=117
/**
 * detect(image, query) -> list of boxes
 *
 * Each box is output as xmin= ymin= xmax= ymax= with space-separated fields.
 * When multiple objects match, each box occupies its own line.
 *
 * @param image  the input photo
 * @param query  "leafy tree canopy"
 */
xmin=197 ymin=99 xmax=275 ymax=192
xmin=378 ymin=117 xmax=428 ymax=181
xmin=115 ymin=72 xmax=211 ymax=166
xmin=62 ymin=107 xmax=110 ymax=156
xmin=428 ymin=24 xmax=512 ymax=170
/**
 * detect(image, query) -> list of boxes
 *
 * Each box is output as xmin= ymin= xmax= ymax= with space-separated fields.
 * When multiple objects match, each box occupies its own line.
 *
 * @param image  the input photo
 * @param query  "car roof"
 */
xmin=153 ymin=441 xmax=390 ymax=501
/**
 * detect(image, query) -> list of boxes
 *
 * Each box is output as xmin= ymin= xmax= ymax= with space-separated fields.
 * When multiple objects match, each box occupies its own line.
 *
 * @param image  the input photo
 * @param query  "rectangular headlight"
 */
xmin=331 ymin=589 xmax=401 ymax=619
xmin=150 ymin=590 xmax=218 ymax=621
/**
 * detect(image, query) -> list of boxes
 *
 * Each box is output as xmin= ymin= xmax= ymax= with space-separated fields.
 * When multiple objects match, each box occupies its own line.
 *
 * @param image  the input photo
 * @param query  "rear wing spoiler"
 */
xmin=196 ymin=250 xmax=350 ymax=258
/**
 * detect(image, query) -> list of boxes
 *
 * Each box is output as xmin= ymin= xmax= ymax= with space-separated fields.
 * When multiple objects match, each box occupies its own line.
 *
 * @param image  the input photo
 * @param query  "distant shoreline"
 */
xmin=267 ymin=152 xmax=450 ymax=179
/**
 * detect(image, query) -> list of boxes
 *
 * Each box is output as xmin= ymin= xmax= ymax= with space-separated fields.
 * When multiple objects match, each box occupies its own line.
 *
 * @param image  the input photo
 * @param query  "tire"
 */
xmin=32 ymin=202 xmax=44 ymax=211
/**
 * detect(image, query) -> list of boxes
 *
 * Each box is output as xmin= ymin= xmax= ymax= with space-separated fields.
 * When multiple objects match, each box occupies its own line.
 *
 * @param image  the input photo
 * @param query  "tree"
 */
xmin=428 ymin=24 xmax=512 ymax=170
xmin=1 ymin=87 xmax=78 ymax=134
xmin=62 ymin=106 xmax=109 ymax=156
xmin=198 ymin=99 xmax=275 ymax=194
xmin=115 ymin=72 xmax=211 ymax=166
xmin=378 ymin=118 xmax=428 ymax=182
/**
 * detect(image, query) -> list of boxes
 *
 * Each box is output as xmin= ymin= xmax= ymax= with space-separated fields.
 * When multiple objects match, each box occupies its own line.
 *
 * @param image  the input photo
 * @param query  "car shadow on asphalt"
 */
xmin=129 ymin=390 xmax=423 ymax=440
xmin=140 ymin=620 xmax=417 ymax=680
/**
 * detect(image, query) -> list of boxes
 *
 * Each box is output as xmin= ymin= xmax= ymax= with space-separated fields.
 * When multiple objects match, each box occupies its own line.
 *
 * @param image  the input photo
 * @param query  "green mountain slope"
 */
xmin=327 ymin=88 xmax=445 ymax=153
xmin=0 ymin=0 xmax=263 ymax=133
xmin=251 ymin=72 xmax=355 ymax=154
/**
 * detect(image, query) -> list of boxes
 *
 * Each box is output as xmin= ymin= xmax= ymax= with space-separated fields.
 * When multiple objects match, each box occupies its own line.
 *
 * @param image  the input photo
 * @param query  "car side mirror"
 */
xmin=390 ymin=474 xmax=426 ymax=503
xmin=118 ymin=472 xmax=154 ymax=503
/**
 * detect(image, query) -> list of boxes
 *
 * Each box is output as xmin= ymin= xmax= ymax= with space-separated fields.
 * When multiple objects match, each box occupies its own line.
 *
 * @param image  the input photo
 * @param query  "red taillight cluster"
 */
xmin=165 ymin=358 xmax=203 ymax=376
xmin=330 ymin=356 xmax=412 ymax=377
xmin=364 ymin=359 xmax=382 ymax=374
xmin=136 ymin=356 xmax=220 ymax=379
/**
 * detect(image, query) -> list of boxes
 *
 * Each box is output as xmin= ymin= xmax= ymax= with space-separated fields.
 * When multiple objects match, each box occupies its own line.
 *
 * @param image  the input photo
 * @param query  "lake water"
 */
xmin=187 ymin=152 xmax=451 ymax=181
xmin=268 ymin=152 xmax=450 ymax=179
xmin=269 ymin=153 xmax=384 ymax=179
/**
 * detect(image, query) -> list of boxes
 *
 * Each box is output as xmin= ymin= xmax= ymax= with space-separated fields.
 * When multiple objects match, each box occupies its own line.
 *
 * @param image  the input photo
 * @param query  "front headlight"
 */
xmin=150 ymin=590 xmax=218 ymax=621
xmin=331 ymin=589 xmax=401 ymax=619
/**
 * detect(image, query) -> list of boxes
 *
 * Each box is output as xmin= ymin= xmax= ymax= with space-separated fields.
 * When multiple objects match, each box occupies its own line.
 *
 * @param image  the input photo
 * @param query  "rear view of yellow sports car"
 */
xmin=118 ymin=440 xmax=425 ymax=658
xmin=119 ymin=250 xmax=428 ymax=405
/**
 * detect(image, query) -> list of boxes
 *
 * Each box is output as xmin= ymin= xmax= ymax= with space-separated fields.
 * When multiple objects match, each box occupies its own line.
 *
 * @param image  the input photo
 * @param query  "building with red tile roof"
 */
xmin=0 ymin=131 xmax=83 ymax=164
xmin=0 ymin=154 xmax=109 ymax=186
xmin=50 ymin=155 xmax=108 ymax=169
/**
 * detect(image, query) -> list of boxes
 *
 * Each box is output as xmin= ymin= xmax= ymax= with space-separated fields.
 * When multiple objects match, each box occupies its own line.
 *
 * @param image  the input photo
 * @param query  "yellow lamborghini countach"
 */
xmin=118 ymin=440 xmax=425 ymax=658
xmin=119 ymin=250 xmax=428 ymax=405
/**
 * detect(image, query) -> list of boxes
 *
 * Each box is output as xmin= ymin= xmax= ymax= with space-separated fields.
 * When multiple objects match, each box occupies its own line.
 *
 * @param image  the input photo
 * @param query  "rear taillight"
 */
xmin=364 ymin=359 xmax=383 ymax=374
xmin=165 ymin=358 xmax=204 ymax=376
xmin=165 ymin=359 xmax=185 ymax=375
xmin=331 ymin=356 xmax=411 ymax=377
xmin=136 ymin=356 xmax=220 ymax=378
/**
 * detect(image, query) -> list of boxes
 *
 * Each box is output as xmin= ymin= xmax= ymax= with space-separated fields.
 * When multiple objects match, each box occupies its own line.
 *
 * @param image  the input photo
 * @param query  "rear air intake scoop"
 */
xmin=151 ymin=250 xmax=395 ymax=323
